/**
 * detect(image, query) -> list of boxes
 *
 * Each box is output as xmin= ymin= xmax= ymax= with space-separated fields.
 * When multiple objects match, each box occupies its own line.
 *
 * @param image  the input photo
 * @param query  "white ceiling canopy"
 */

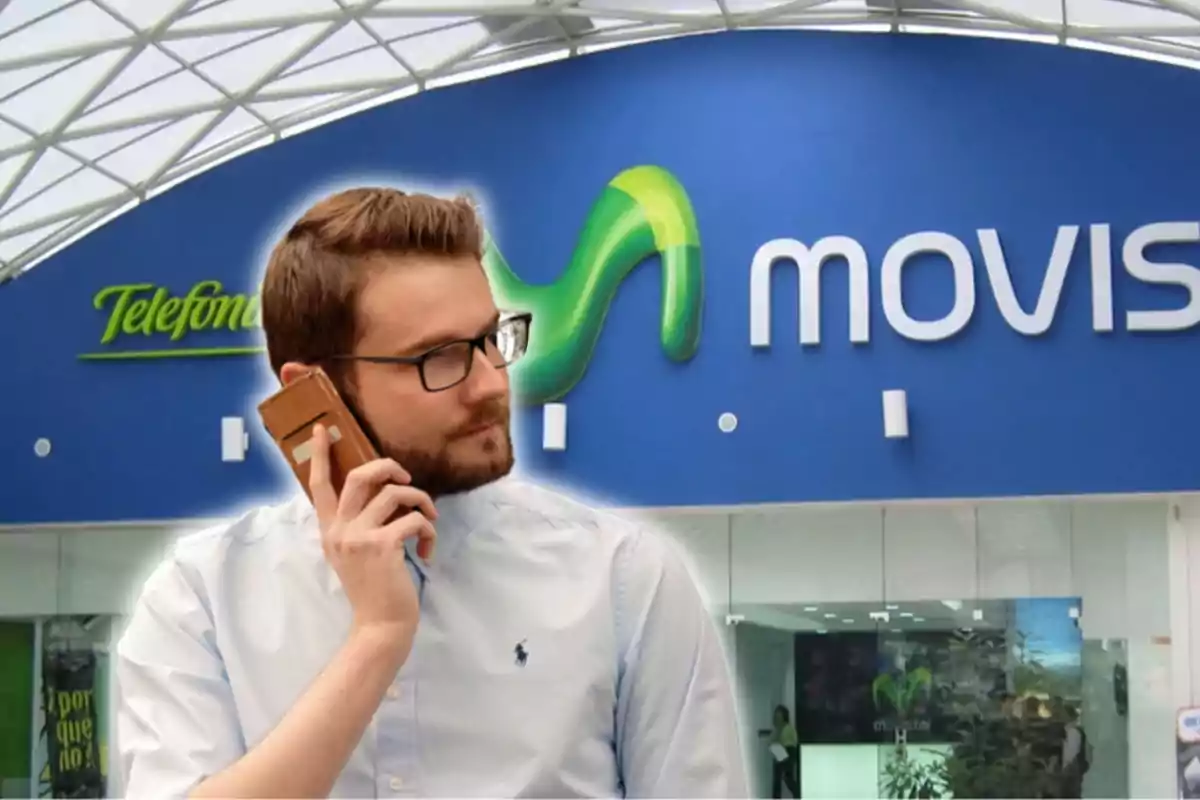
xmin=2 ymin=0 xmax=1200 ymax=283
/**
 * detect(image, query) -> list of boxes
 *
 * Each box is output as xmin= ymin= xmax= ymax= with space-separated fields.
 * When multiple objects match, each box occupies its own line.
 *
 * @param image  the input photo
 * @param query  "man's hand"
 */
xmin=183 ymin=423 xmax=439 ymax=799
xmin=308 ymin=423 xmax=438 ymax=650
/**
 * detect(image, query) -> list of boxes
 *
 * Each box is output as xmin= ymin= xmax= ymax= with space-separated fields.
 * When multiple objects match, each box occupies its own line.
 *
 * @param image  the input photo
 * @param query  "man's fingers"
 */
xmin=307 ymin=424 xmax=338 ymax=528
xmin=337 ymin=458 xmax=412 ymax=521
xmin=361 ymin=483 xmax=437 ymax=528
xmin=383 ymin=511 xmax=438 ymax=563
xmin=415 ymin=520 xmax=437 ymax=563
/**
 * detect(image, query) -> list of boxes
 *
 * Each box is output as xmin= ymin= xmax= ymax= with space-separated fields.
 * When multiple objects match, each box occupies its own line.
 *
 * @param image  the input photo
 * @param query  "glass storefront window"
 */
xmin=655 ymin=497 xmax=1177 ymax=799
xmin=0 ymin=525 xmax=180 ymax=798
xmin=0 ymin=499 xmax=1182 ymax=799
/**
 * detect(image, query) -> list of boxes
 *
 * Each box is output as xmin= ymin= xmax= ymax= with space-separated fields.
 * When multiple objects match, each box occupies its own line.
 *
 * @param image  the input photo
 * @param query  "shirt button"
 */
xmin=386 ymin=687 xmax=399 ymax=700
xmin=389 ymin=776 xmax=403 ymax=790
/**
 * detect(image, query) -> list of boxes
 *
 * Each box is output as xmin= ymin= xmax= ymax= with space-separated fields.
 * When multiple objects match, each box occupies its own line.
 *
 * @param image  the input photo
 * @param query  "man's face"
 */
xmin=346 ymin=253 xmax=514 ymax=497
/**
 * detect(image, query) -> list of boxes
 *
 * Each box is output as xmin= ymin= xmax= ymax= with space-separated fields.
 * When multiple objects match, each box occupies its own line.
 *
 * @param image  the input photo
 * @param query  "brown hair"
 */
xmin=261 ymin=186 xmax=484 ymax=380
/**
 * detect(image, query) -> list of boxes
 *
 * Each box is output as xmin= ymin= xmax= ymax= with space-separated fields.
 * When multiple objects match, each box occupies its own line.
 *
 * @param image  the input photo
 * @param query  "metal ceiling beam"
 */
xmin=1151 ymin=0 xmax=1200 ymax=25
xmin=340 ymin=2 xmax=421 ymax=87
xmin=0 ymin=3 xmax=702 ymax=70
xmin=137 ymin=11 xmax=359 ymax=191
xmin=96 ymin=0 xmax=282 ymax=144
xmin=0 ymin=0 xmax=198 ymax=213
xmin=421 ymin=1 xmax=568 ymax=83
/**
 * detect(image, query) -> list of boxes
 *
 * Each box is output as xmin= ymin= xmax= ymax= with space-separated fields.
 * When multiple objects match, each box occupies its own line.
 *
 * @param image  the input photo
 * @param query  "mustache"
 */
xmin=455 ymin=400 xmax=509 ymax=436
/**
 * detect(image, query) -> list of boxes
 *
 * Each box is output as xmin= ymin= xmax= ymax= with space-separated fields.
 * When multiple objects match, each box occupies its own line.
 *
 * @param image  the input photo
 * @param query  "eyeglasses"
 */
xmin=330 ymin=312 xmax=532 ymax=393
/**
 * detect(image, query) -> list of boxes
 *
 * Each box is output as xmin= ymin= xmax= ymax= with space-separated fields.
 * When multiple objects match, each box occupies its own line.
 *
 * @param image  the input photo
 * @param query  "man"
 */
xmin=114 ymin=186 xmax=747 ymax=798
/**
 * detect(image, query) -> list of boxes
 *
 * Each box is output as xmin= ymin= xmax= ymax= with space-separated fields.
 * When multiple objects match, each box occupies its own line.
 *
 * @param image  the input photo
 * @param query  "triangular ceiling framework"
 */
xmin=2 ymin=0 xmax=1200 ymax=281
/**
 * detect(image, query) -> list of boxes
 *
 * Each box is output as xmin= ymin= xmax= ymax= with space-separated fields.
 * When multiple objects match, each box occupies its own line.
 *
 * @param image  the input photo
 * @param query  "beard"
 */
xmin=376 ymin=398 xmax=515 ymax=498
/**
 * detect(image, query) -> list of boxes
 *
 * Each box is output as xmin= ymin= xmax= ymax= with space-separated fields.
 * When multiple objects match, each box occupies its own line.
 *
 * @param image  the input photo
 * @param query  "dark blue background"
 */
xmin=3 ymin=31 xmax=1199 ymax=524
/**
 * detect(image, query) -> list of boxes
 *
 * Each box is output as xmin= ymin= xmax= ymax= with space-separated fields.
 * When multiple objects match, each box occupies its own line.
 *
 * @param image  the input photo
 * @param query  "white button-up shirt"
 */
xmin=114 ymin=477 xmax=747 ymax=798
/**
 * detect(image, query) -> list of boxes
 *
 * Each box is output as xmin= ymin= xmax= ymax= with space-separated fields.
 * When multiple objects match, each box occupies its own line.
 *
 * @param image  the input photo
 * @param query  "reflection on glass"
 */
xmin=35 ymin=616 xmax=116 ymax=799
xmin=736 ymin=597 xmax=1115 ymax=799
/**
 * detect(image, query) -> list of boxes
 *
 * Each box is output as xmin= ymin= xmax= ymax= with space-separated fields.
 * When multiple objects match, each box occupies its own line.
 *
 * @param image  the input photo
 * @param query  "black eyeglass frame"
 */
xmin=327 ymin=311 xmax=532 ymax=393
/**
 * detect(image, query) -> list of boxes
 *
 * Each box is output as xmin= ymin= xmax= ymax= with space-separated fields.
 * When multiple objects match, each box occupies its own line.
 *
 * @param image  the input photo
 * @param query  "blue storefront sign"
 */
xmin=1 ymin=30 xmax=1199 ymax=524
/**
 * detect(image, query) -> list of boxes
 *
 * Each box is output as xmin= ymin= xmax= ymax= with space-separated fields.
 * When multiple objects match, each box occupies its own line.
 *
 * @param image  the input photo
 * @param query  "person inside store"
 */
xmin=768 ymin=704 xmax=799 ymax=798
xmin=1019 ymin=696 xmax=1060 ymax=797
xmin=1049 ymin=696 xmax=1089 ymax=798
xmin=112 ymin=187 xmax=748 ymax=798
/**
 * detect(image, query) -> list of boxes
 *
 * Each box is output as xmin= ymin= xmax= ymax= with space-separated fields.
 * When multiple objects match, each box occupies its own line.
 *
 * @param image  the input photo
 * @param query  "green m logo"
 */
xmin=872 ymin=667 xmax=933 ymax=717
xmin=484 ymin=165 xmax=704 ymax=406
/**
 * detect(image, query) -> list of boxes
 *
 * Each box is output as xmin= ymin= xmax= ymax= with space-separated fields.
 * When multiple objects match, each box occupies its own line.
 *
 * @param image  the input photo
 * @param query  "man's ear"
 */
xmin=278 ymin=362 xmax=313 ymax=386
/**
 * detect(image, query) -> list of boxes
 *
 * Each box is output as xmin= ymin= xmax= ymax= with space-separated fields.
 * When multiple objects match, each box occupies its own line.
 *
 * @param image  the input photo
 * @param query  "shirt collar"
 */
xmin=431 ymin=477 xmax=508 ymax=563
xmin=288 ymin=477 xmax=511 ymax=593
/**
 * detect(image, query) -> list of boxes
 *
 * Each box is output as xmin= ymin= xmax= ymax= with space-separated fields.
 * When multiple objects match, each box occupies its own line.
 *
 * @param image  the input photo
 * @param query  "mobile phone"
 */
xmin=257 ymin=366 xmax=379 ymax=501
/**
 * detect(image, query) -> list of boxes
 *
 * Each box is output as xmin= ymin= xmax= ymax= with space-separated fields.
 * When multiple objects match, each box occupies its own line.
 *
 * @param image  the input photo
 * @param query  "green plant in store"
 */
xmin=879 ymin=744 xmax=948 ymax=799
xmin=936 ymin=734 xmax=1061 ymax=799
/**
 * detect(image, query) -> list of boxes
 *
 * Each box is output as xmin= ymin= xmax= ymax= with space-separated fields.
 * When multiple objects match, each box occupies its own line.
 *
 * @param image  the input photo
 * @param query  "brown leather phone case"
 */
xmin=257 ymin=367 xmax=379 ymax=501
